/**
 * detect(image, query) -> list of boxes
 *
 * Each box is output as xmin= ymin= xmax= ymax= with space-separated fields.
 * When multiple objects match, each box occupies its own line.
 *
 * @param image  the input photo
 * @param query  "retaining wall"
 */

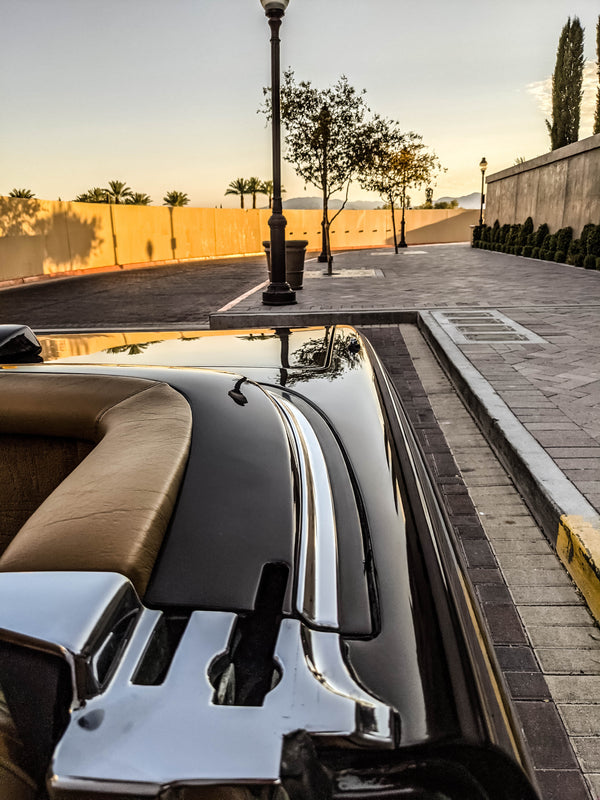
xmin=485 ymin=133 xmax=600 ymax=232
xmin=0 ymin=199 xmax=477 ymax=283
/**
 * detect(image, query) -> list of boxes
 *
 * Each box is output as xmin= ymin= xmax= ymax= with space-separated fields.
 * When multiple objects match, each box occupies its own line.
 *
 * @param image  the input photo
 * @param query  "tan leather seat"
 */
xmin=0 ymin=373 xmax=192 ymax=594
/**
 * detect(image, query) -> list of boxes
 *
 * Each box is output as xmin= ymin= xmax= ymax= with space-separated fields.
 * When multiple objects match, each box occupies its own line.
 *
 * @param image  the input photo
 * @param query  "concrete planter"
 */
xmin=262 ymin=240 xmax=308 ymax=290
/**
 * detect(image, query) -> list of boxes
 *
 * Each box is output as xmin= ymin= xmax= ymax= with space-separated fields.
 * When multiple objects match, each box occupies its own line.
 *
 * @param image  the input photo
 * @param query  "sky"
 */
xmin=0 ymin=0 xmax=598 ymax=207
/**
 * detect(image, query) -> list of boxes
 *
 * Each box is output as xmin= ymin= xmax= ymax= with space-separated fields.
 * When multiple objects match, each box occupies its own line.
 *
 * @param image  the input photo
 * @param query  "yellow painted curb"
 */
xmin=557 ymin=515 xmax=600 ymax=623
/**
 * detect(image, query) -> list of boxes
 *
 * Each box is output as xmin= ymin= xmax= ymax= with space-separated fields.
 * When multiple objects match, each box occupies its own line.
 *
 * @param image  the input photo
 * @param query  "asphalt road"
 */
xmin=0 ymin=256 xmax=267 ymax=330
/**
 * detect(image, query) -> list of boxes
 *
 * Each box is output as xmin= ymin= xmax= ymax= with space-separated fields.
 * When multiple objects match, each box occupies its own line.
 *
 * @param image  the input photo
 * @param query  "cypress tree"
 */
xmin=594 ymin=15 xmax=600 ymax=135
xmin=546 ymin=17 xmax=585 ymax=150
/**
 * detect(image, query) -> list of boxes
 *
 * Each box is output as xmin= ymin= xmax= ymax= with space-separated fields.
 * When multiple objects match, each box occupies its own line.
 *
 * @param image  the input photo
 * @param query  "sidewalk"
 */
xmin=211 ymin=243 xmax=600 ymax=622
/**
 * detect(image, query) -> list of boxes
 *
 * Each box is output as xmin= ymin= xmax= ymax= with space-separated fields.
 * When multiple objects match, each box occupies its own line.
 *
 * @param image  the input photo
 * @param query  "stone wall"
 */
xmin=485 ymin=133 xmax=600 ymax=233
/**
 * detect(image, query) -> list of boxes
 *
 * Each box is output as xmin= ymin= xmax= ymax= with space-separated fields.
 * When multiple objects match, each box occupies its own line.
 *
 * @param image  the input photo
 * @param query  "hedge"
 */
xmin=472 ymin=219 xmax=600 ymax=270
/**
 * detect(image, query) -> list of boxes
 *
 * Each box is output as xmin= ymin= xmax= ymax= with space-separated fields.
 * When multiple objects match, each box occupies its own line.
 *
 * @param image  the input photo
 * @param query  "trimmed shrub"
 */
xmin=596 ymin=257 xmax=600 ymax=270
xmin=522 ymin=245 xmax=532 ymax=258
xmin=587 ymin=225 xmax=600 ymax=257
xmin=519 ymin=217 xmax=534 ymax=246
xmin=555 ymin=250 xmax=566 ymax=263
xmin=584 ymin=254 xmax=596 ymax=269
xmin=556 ymin=226 xmax=573 ymax=254
xmin=500 ymin=224 xmax=511 ymax=244
xmin=575 ymin=254 xmax=585 ymax=267
xmin=531 ymin=247 xmax=540 ymax=259
xmin=566 ymin=238 xmax=582 ymax=265
xmin=534 ymin=223 xmax=549 ymax=248
xmin=491 ymin=220 xmax=500 ymax=242
xmin=581 ymin=223 xmax=596 ymax=253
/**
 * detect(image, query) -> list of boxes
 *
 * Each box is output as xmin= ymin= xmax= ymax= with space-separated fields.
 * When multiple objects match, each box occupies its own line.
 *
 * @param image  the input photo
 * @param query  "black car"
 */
xmin=0 ymin=324 xmax=539 ymax=800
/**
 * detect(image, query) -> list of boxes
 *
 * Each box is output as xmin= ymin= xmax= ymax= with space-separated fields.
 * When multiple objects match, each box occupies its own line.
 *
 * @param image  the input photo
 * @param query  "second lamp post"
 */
xmin=261 ymin=0 xmax=295 ymax=306
xmin=479 ymin=157 xmax=487 ymax=227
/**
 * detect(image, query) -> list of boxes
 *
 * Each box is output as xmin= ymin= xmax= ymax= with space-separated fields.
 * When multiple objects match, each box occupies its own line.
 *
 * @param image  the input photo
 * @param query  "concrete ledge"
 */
xmin=418 ymin=310 xmax=600 ymax=622
xmin=209 ymin=309 xmax=418 ymax=329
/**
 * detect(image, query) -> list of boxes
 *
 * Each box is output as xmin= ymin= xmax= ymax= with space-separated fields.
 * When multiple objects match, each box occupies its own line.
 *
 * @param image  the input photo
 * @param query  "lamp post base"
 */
xmin=262 ymin=282 xmax=297 ymax=305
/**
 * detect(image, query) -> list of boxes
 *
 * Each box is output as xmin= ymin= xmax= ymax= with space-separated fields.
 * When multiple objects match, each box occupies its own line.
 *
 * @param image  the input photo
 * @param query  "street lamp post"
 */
xmin=479 ymin=156 xmax=487 ymax=227
xmin=261 ymin=0 xmax=296 ymax=306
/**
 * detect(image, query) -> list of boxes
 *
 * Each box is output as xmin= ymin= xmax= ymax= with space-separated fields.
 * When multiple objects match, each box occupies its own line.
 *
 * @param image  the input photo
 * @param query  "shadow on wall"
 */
xmin=0 ymin=198 xmax=103 ymax=280
xmin=386 ymin=210 xmax=478 ymax=246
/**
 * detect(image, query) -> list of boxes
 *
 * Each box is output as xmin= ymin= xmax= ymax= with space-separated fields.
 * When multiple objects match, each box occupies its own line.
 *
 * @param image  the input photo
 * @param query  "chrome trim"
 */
xmin=51 ymin=617 xmax=392 ymax=794
xmin=0 ymin=571 xmax=140 ymax=705
xmin=301 ymin=628 xmax=394 ymax=744
xmin=266 ymin=392 xmax=339 ymax=629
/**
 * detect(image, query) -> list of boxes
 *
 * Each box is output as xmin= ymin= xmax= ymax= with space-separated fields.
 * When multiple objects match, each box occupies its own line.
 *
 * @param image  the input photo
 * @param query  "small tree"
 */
xmin=163 ymin=191 xmax=189 ymax=207
xmin=8 ymin=188 xmax=35 ymax=198
xmin=359 ymin=124 xmax=442 ymax=252
xmin=225 ymin=178 xmax=250 ymax=209
xmin=546 ymin=17 xmax=585 ymax=149
xmin=263 ymin=70 xmax=382 ymax=269
xmin=594 ymin=15 xmax=600 ymax=135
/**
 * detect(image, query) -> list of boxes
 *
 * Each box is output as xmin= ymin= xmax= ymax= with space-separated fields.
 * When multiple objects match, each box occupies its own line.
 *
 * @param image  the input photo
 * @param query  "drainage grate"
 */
xmin=431 ymin=310 xmax=546 ymax=344
xmin=304 ymin=269 xmax=383 ymax=278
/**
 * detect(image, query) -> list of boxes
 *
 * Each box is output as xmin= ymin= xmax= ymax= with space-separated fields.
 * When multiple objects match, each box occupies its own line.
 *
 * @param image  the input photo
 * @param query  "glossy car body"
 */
xmin=0 ymin=324 xmax=540 ymax=800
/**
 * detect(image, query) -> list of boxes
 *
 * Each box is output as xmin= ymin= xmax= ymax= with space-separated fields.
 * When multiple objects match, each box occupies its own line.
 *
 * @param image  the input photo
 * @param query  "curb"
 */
xmin=209 ymin=309 xmax=418 ymax=329
xmin=418 ymin=310 xmax=600 ymax=622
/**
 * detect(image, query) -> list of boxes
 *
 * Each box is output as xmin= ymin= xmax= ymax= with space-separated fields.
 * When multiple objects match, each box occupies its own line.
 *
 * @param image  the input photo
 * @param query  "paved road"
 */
xmin=0 ymin=256 xmax=267 ymax=329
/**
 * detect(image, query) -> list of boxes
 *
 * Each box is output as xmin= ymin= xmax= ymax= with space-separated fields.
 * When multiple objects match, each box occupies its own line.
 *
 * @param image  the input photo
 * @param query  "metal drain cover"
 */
xmin=431 ymin=310 xmax=545 ymax=344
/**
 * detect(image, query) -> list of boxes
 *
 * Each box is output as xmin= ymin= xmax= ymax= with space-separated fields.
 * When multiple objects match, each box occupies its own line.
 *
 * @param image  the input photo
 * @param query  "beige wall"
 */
xmin=486 ymin=133 xmax=600 ymax=233
xmin=0 ymin=199 xmax=477 ymax=283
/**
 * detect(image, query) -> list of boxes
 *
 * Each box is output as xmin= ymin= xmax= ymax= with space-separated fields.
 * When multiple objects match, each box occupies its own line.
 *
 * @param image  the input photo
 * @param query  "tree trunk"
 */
xmin=390 ymin=200 xmax=398 ymax=254
xmin=318 ymin=145 xmax=329 ymax=263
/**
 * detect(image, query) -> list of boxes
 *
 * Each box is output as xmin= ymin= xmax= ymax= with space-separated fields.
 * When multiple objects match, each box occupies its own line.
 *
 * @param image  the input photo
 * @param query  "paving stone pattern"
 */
xmin=219 ymin=244 xmax=600 ymax=520
xmin=361 ymin=323 xmax=598 ymax=800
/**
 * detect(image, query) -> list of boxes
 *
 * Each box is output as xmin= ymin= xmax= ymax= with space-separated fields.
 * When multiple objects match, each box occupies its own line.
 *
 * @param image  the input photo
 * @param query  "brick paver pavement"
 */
xmin=214 ymin=244 xmax=600 ymax=519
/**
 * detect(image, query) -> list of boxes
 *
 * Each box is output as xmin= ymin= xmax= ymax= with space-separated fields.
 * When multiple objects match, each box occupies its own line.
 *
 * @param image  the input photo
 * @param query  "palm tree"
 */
xmin=225 ymin=178 xmax=250 ymax=209
xmin=105 ymin=180 xmax=134 ymax=204
xmin=9 ymin=188 xmax=35 ymax=198
xmin=258 ymin=180 xmax=285 ymax=209
xmin=163 ymin=190 xmax=190 ymax=207
xmin=126 ymin=192 xmax=152 ymax=205
xmin=246 ymin=177 xmax=262 ymax=209
xmin=74 ymin=187 xmax=109 ymax=203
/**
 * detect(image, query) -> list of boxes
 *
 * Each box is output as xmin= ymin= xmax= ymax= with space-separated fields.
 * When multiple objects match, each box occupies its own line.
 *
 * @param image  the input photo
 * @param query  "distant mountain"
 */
xmin=283 ymin=197 xmax=383 ymax=210
xmin=433 ymin=192 xmax=481 ymax=210
xmin=282 ymin=193 xmax=480 ymax=210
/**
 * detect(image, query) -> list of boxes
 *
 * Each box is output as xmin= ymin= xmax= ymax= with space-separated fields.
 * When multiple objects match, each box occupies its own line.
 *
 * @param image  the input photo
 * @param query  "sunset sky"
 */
xmin=0 ymin=0 xmax=597 ymax=207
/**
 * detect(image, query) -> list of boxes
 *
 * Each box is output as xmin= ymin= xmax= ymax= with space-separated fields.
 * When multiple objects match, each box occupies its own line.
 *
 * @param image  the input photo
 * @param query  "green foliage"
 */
xmin=566 ymin=237 xmax=582 ymax=265
xmin=246 ymin=177 xmax=262 ymax=209
xmin=546 ymin=17 xmax=585 ymax=149
xmin=522 ymin=245 xmax=532 ymax=257
xmin=8 ymin=188 xmax=35 ymax=198
xmin=555 ymin=250 xmax=566 ymax=263
xmin=531 ymin=247 xmax=540 ymax=259
xmin=519 ymin=217 xmax=534 ymax=246
xmin=433 ymin=199 xmax=457 ymax=209
xmin=125 ymin=193 xmax=152 ymax=205
xmin=584 ymin=254 xmax=597 ymax=269
xmin=586 ymin=224 xmax=600 ymax=256
xmin=491 ymin=220 xmax=500 ymax=242
xmin=105 ymin=180 xmax=133 ymax=204
xmin=264 ymin=69 xmax=392 ymax=260
xmin=534 ymin=223 xmax=549 ymax=247
xmin=225 ymin=178 xmax=251 ymax=209
xmin=74 ymin=187 xmax=109 ymax=203
xmin=163 ymin=190 xmax=190 ymax=207
xmin=556 ymin=226 xmax=573 ymax=253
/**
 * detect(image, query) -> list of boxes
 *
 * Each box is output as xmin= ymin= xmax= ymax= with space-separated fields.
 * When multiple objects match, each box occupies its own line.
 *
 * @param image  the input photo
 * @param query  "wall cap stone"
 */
xmin=487 ymin=132 xmax=600 ymax=184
